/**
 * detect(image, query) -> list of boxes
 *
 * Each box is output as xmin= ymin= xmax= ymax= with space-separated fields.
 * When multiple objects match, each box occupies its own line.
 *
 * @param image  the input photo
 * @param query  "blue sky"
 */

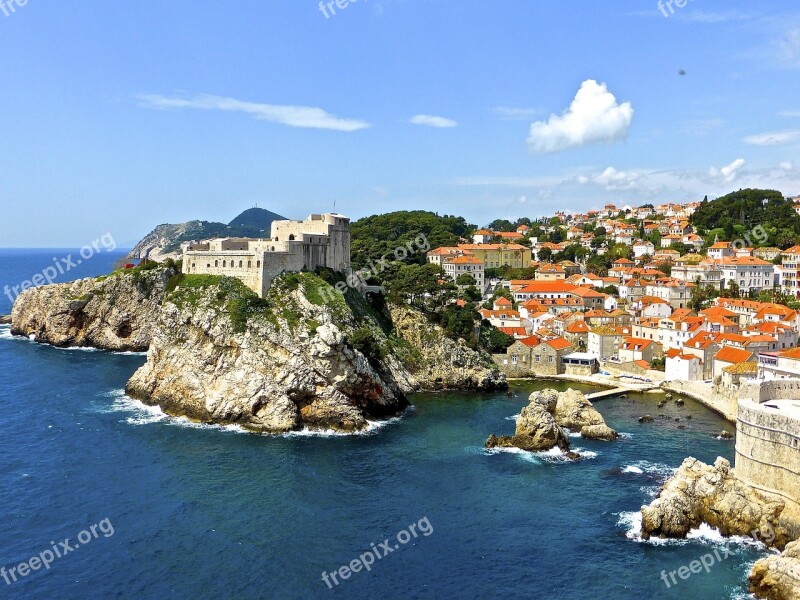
xmin=1 ymin=0 xmax=799 ymax=247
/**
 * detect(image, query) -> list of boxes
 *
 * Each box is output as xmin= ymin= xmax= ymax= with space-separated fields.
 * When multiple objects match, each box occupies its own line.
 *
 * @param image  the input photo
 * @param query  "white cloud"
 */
xmin=777 ymin=26 xmax=800 ymax=67
xmin=681 ymin=10 xmax=753 ymax=23
xmin=780 ymin=161 xmax=795 ymax=170
xmin=743 ymin=130 xmax=800 ymax=145
xmin=594 ymin=167 xmax=640 ymax=190
xmin=491 ymin=106 xmax=542 ymax=120
xmin=138 ymin=94 xmax=370 ymax=132
xmin=779 ymin=109 xmax=800 ymax=117
xmin=526 ymin=80 xmax=634 ymax=154
xmin=409 ymin=115 xmax=458 ymax=128
xmin=709 ymin=158 xmax=746 ymax=183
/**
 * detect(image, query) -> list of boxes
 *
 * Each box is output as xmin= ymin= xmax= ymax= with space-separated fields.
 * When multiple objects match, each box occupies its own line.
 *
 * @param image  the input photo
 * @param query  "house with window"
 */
xmin=619 ymin=337 xmax=656 ymax=363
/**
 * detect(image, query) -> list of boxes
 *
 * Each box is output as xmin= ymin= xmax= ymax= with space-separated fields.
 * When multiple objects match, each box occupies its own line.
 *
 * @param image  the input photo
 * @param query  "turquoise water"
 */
xmin=0 ymin=250 xmax=770 ymax=599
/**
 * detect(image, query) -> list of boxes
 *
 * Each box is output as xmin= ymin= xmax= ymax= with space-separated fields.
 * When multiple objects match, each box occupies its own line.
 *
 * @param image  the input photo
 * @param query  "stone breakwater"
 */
xmin=486 ymin=388 xmax=617 ymax=457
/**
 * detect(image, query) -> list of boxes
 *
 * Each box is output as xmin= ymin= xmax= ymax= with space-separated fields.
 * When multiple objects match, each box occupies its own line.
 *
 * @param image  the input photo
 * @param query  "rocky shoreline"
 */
xmin=7 ymin=268 xmax=506 ymax=434
xmin=639 ymin=456 xmax=800 ymax=599
xmin=486 ymin=388 xmax=617 ymax=458
xmin=10 ymin=266 xmax=176 ymax=351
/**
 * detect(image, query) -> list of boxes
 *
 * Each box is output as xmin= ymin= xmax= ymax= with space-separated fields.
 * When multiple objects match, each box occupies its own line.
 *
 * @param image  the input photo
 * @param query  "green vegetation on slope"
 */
xmin=350 ymin=210 xmax=475 ymax=274
xmin=690 ymin=189 xmax=800 ymax=247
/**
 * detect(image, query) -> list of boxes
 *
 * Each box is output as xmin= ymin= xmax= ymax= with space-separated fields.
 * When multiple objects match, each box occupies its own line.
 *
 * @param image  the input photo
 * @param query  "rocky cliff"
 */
xmin=640 ymin=457 xmax=791 ymax=549
xmin=123 ymin=271 xmax=505 ymax=433
xmin=10 ymin=265 xmax=176 ymax=351
xmin=750 ymin=540 xmax=800 ymax=600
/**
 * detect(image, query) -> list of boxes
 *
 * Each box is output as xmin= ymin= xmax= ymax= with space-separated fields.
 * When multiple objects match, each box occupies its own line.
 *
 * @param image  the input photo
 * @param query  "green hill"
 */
xmin=228 ymin=207 xmax=286 ymax=237
xmin=350 ymin=210 xmax=476 ymax=272
xmin=128 ymin=207 xmax=287 ymax=260
xmin=690 ymin=189 xmax=800 ymax=248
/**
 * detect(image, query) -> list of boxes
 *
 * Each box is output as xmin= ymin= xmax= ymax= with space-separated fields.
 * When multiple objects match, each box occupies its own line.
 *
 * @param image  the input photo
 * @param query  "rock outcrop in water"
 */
xmin=486 ymin=388 xmax=616 ymax=454
xmin=749 ymin=540 xmax=800 ymax=600
xmin=10 ymin=265 xmax=176 ymax=351
xmin=640 ymin=457 xmax=791 ymax=549
xmin=123 ymin=272 xmax=505 ymax=433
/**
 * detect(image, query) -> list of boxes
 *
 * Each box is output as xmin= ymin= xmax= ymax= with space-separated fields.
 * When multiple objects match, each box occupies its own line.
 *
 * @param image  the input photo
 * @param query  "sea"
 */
xmin=0 ymin=249 xmax=770 ymax=599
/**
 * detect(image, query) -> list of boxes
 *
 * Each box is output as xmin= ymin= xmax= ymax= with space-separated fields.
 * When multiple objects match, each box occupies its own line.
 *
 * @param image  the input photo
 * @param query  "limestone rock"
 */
xmin=640 ymin=457 xmax=791 ymax=549
xmin=581 ymin=424 xmax=619 ymax=441
xmin=10 ymin=267 xmax=175 ymax=351
xmin=0 ymin=315 xmax=11 ymax=325
xmin=387 ymin=304 xmax=506 ymax=392
xmin=512 ymin=402 xmax=570 ymax=452
xmin=749 ymin=539 xmax=800 ymax=599
xmin=639 ymin=415 xmax=654 ymax=423
xmin=485 ymin=387 xmax=617 ymax=455
xmin=552 ymin=388 xmax=606 ymax=431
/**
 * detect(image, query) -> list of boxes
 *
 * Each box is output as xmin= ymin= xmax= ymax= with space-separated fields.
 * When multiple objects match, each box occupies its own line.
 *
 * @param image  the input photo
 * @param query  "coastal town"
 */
xmin=424 ymin=197 xmax=800 ymax=401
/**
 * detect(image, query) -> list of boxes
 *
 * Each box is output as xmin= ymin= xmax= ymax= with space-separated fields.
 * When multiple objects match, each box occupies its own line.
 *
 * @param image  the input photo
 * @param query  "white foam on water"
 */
xmin=618 ymin=432 xmax=633 ymax=439
xmin=483 ymin=446 xmax=547 ymax=464
xmin=111 ymin=350 xmax=148 ymax=357
xmin=687 ymin=523 xmax=768 ymax=549
xmin=640 ymin=485 xmax=661 ymax=499
xmin=484 ymin=445 xmax=596 ymax=464
xmin=60 ymin=345 xmax=101 ymax=352
xmin=504 ymin=413 xmax=520 ymax=421
xmin=280 ymin=411 xmax=409 ymax=438
xmin=0 ymin=324 xmax=28 ymax=342
xmin=622 ymin=465 xmax=644 ymax=474
xmin=623 ymin=460 xmax=677 ymax=479
xmin=96 ymin=389 xmax=410 ymax=436
xmin=616 ymin=511 xmax=687 ymax=546
xmin=567 ymin=431 xmax=582 ymax=438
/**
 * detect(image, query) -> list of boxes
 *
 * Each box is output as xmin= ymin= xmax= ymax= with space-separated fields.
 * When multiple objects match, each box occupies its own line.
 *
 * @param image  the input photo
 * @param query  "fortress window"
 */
xmin=257 ymin=261 xmax=261 ymax=268
xmin=289 ymin=235 xmax=295 ymax=241
xmin=215 ymin=260 xmax=218 ymax=267
xmin=223 ymin=260 xmax=227 ymax=268
xmin=248 ymin=261 xmax=252 ymax=268
xmin=207 ymin=264 xmax=210 ymax=269
xmin=239 ymin=260 xmax=243 ymax=268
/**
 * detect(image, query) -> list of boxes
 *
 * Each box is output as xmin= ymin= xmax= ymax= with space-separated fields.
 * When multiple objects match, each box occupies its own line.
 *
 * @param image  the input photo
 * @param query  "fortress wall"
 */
xmin=735 ymin=398 xmax=800 ymax=532
xmin=184 ymin=251 xmax=263 ymax=296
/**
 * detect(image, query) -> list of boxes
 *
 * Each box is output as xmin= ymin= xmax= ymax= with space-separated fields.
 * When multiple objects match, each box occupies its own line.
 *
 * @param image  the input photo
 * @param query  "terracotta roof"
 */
xmin=714 ymin=346 xmax=754 ymax=364
xmin=546 ymin=337 xmax=573 ymax=350
xmin=723 ymin=362 xmax=758 ymax=375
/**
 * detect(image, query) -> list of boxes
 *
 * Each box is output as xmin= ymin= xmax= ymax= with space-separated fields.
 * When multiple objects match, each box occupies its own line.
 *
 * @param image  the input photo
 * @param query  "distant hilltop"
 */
xmin=127 ymin=207 xmax=287 ymax=261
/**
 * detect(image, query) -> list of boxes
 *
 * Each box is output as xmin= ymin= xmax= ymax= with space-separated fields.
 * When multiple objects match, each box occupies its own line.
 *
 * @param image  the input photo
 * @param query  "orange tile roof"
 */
xmin=546 ymin=337 xmax=573 ymax=350
xmin=714 ymin=346 xmax=754 ymax=364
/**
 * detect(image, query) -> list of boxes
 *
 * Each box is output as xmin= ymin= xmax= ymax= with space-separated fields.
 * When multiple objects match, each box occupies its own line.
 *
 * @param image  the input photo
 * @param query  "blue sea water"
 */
xmin=0 ymin=250 xmax=770 ymax=599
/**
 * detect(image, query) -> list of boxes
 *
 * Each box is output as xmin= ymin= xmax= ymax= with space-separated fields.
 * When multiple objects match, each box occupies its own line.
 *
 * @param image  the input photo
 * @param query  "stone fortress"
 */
xmin=182 ymin=213 xmax=351 ymax=297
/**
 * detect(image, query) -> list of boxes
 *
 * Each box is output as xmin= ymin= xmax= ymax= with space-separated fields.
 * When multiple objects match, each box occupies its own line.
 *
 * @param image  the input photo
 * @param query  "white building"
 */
xmin=718 ymin=256 xmax=775 ymax=294
xmin=183 ymin=213 xmax=350 ymax=298
xmin=665 ymin=349 xmax=703 ymax=382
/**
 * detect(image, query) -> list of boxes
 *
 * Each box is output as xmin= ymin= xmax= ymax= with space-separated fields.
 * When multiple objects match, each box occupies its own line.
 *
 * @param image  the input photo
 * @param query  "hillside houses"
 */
xmin=423 ymin=196 xmax=800 ymax=385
